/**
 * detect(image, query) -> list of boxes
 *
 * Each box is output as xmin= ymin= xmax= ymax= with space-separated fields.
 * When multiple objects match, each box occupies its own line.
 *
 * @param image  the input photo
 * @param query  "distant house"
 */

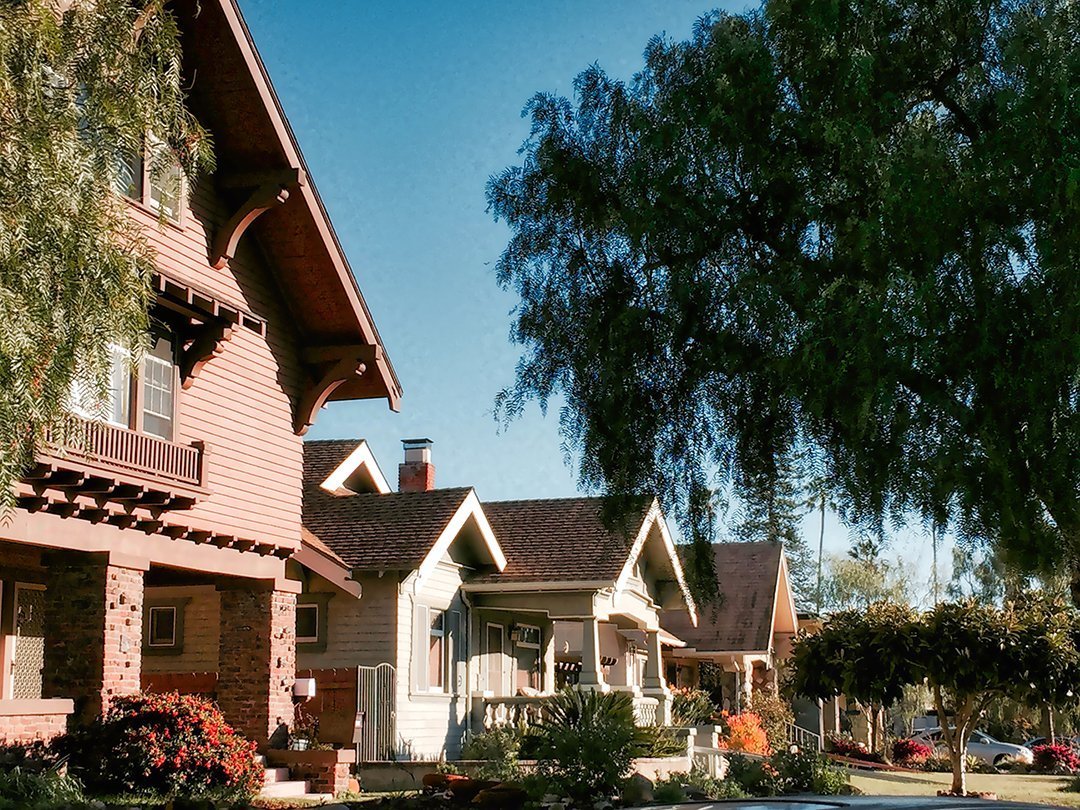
xmin=661 ymin=542 xmax=799 ymax=710
xmin=293 ymin=439 xmax=696 ymax=761
xmin=0 ymin=0 xmax=398 ymax=761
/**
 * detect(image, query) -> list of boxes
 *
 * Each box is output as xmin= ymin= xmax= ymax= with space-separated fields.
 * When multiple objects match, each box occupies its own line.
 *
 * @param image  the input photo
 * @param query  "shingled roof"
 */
xmin=475 ymin=497 xmax=652 ymax=584
xmin=661 ymin=542 xmax=784 ymax=653
xmin=302 ymin=443 xmax=475 ymax=570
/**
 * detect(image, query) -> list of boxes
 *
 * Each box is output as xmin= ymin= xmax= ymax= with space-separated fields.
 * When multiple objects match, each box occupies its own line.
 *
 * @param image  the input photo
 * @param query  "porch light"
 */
xmin=508 ymin=625 xmax=521 ymax=642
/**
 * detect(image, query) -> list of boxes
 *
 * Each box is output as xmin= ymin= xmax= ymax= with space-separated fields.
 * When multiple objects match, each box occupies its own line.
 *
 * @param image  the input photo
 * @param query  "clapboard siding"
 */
xmin=142 ymin=585 xmax=220 ymax=673
xmin=128 ymin=174 xmax=306 ymax=549
xmin=393 ymin=559 xmax=470 ymax=760
xmin=296 ymin=572 xmax=399 ymax=671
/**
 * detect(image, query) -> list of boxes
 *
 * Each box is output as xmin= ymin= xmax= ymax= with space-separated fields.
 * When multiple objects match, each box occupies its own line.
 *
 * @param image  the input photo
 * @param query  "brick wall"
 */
xmin=217 ymin=587 xmax=295 ymax=747
xmin=42 ymin=557 xmax=144 ymax=724
xmin=0 ymin=709 xmax=70 ymax=746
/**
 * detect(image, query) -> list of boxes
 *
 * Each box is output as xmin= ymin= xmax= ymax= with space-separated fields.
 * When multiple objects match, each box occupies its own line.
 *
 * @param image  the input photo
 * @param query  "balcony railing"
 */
xmin=32 ymin=417 xmax=206 ymax=506
xmin=477 ymin=693 xmax=662 ymax=731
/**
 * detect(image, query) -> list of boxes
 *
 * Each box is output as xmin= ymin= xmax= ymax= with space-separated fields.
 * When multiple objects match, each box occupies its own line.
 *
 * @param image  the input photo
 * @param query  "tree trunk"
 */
xmin=1040 ymin=705 xmax=1055 ymax=740
xmin=950 ymin=741 xmax=967 ymax=795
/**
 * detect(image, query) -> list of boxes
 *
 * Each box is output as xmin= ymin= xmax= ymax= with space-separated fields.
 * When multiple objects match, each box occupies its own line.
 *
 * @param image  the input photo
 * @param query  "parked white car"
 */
xmin=911 ymin=727 xmax=1035 ymax=769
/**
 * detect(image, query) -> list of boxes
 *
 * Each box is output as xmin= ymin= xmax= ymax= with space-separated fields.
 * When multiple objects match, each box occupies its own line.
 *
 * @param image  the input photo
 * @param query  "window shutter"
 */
xmin=413 ymin=604 xmax=429 ymax=693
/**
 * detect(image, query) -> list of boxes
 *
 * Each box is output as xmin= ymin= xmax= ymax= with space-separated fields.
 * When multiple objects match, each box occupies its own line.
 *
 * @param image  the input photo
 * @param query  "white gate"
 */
xmin=356 ymin=663 xmax=396 ymax=762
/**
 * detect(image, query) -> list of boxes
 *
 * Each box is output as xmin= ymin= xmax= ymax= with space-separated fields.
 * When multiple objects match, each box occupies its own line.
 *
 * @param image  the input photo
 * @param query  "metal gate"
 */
xmin=356 ymin=663 xmax=396 ymax=762
xmin=13 ymin=585 xmax=46 ymax=699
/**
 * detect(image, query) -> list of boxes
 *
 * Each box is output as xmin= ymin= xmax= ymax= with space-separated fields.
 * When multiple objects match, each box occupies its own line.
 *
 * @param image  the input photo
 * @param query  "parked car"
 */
xmin=911 ymin=727 xmax=1034 ymax=769
xmin=1023 ymin=736 xmax=1080 ymax=751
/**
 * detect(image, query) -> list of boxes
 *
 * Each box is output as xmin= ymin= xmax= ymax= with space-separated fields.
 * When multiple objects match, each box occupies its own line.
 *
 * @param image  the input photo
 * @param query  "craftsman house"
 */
xmin=660 ymin=542 xmax=799 ymax=710
xmin=293 ymin=439 xmax=697 ymax=762
xmin=0 ymin=0 xmax=399 ymax=757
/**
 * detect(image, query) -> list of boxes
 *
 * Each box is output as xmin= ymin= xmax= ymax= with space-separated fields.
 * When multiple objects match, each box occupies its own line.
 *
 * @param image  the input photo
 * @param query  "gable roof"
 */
xmin=301 ymin=443 xmax=504 ymax=575
xmin=306 ymin=439 xmax=391 ymax=495
xmin=476 ymin=497 xmax=653 ymax=584
xmin=661 ymin=542 xmax=785 ymax=654
xmin=172 ymin=0 xmax=401 ymax=409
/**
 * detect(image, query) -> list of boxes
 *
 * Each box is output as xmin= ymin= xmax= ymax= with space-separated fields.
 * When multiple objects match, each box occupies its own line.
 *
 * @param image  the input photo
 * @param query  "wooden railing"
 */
xmin=43 ymin=417 xmax=204 ymax=487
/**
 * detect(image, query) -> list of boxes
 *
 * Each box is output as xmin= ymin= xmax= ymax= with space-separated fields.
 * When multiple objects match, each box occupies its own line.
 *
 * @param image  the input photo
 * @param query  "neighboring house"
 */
xmin=0 ymin=0 xmax=398 ymax=752
xmin=293 ymin=440 xmax=697 ymax=762
xmin=661 ymin=542 xmax=798 ymax=711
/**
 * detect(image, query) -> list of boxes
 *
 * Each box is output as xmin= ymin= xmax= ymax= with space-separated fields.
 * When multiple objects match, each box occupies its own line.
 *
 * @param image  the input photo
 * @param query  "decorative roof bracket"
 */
xmin=295 ymin=344 xmax=378 ymax=435
xmin=210 ymin=168 xmax=305 ymax=270
xmin=179 ymin=321 xmax=234 ymax=389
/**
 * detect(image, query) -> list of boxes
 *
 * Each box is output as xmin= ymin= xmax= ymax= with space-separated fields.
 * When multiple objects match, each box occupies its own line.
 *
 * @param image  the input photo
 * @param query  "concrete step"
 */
xmin=262 ymin=767 xmax=291 ymax=785
xmin=258 ymin=780 xmax=311 ymax=799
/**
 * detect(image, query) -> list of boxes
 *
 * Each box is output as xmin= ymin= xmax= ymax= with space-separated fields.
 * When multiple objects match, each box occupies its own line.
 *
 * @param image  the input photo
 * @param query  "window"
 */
xmin=115 ymin=137 xmax=184 ymax=224
xmin=115 ymin=150 xmax=144 ymax=200
xmin=148 ymin=156 xmax=183 ymax=223
xmin=428 ymin=610 xmax=446 ymax=690
xmin=296 ymin=604 xmax=319 ymax=643
xmin=70 ymin=326 xmax=177 ymax=438
xmin=514 ymin=624 xmax=542 ymax=691
xmin=141 ymin=332 xmax=175 ymax=439
xmin=147 ymin=606 xmax=177 ymax=647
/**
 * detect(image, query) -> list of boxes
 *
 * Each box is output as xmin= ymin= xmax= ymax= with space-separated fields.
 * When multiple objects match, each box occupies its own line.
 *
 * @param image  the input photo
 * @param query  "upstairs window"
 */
xmin=428 ymin=610 xmax=446 ymax=690
xmin=141 ymin=331 xmax=175 ymax=440
xmin=115 ymin=138 xmax=184 ymax=224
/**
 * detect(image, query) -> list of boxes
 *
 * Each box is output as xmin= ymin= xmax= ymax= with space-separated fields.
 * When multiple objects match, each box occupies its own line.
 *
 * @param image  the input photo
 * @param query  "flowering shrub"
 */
xmin=1032 ymin=743 xmax=1080 ymax=774
xmin=825 ymin=732 xmax=881 ymax=762
xmin=720 ymin=711 xmax=771 ymax=755
xmin=892 ymin=738 xmax=934 ymax=767
xmin=750 ymin=690 xmax=795 ymax=753
xmin=61 ymin=691 xmax=262 ymax=801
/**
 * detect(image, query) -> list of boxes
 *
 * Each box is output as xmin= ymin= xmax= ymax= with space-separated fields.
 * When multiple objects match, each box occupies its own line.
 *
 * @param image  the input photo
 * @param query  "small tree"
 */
xmin=788 ymin=602 xmax=919 ymax=755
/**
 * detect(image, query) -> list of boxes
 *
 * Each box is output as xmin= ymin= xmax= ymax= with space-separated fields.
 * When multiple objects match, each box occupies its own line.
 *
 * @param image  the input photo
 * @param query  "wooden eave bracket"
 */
xmin=294 ymin=344 xmax=379 ymax=436
xmin=210 ymin=168 xmax=306 ymax=270
xmin=179 ymin=321 xmax=234 ymax=389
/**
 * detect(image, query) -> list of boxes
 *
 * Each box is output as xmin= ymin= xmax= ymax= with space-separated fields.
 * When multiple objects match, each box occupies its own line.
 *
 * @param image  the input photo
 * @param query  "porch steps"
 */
xmin=256 ymin=756 xmax=333 ymax=801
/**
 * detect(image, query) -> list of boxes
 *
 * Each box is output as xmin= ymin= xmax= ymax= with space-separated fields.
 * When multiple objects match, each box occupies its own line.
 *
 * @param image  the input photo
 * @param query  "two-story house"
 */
xmin=0 ymin=0 xmax=399 ymax=754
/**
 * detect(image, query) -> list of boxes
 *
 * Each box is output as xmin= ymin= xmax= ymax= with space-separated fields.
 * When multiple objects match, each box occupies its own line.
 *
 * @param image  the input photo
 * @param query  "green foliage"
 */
xmin=0 ymin=767 xmax=83 ymax=810
xmin=528 ymin=689 xmax=639 ymax=803
xmin=488 ymin=0 xmax=1080 ymax=603
xmin=0 ymin=0 xmax=213 ymax=502
xmin=750 ymin=689 xmax=795 ymax=754
xmin=461 ymin=727 xmax=523 ymax=782
xmin=653 ymin=766 xmax=751 ymax=801
xmin=820 ymin=554 xmax=912 ymax=612
xmin=671 ymin=686 xmax=718 ymax=726
xmin=60 ymin=691 xmax=262 ymax=802
xmin=726 ymin=750 xmax=849 ymax=797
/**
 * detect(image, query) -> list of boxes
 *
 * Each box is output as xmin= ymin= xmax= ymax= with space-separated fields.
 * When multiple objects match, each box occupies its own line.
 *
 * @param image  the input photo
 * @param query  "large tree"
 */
xmin=488 ymin=0 xmax=1080 ymax=602
xmin=0 ymin=0 xmax=213 ymax=499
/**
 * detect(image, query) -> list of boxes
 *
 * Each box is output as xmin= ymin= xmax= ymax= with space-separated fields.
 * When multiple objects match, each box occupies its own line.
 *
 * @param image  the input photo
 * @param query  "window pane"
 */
xmin=149 ymin=159 xmax=182 ymax=222
xmin=148 ymin=607 xmax=175 ymax=646
xmin=141 ymin=352 xmax=174 ymax=440
xmin=115 ymin=150 xmax=143 ymax=200
xmin=428 ymin=611 xmax=444 ymax=689
xmin=296 ymin=605 xmax=318 ymax=641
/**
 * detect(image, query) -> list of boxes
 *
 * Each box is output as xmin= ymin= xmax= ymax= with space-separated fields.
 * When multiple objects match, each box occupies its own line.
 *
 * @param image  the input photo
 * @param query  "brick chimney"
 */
xmin=398 ymin=438 xmax=435 ymax=492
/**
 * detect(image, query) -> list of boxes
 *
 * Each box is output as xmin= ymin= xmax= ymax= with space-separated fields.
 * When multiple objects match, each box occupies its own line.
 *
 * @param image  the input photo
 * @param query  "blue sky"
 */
xmin=242 ymin=1 xmax=943 ymax=596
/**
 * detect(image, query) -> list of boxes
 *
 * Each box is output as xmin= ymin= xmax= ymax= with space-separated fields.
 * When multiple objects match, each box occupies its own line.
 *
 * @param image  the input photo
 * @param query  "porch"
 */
xmin=0 ymin=539 xmax=299 ymax=749
xmin=476 ymin=691 xmax=662 ymax=730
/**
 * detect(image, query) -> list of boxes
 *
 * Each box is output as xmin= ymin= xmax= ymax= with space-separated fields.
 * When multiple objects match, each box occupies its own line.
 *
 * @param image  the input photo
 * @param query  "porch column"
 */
xmin=42 ymin=552 xmax=146 ymax=725
xmin=217 ymin=582 xmax=296 ymax=748
xmin=641 ymin=629 xmax=671 ymax=724
xmin=577 ymin=617 xmax=608 ymax=692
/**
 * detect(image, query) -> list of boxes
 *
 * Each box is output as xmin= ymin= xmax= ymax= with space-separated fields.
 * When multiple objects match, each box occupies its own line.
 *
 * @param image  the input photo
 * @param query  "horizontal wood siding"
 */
xmin=296 ymin=573 xmax=398 ymax=671
xmin=142 ymin=585 xmax=220 ymax=674
xmin=394 ymin=560 xmax=469 ymax=760
xmin=128 ymin=177 xmax=305 ymax=549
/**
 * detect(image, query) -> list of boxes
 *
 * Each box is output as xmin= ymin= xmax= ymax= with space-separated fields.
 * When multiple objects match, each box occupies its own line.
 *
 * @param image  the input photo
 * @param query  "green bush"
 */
xmin=750 ymin=690 xmax=795 ymax=754
xmin=59 ymin=691 xmax=262 ymax=802
xmin=530 ymin=689 xmax=639 ymax=803
xmin=462 ymin=727 xmax=523 ymax=781
xmin=653 ymin=766 xmax=750 ymax=801
xmin=0 ymin=767 xmax=84 ymax=810
xmin=671 ymin=687 xmax=717 ymax=726
xmin=725 ymin=750 xmax=849 ymax=797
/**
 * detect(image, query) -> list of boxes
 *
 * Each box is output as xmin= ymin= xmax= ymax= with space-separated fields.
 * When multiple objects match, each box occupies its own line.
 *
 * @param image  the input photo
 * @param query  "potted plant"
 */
xmin=290 ymin=705 xmax=319 ymax=751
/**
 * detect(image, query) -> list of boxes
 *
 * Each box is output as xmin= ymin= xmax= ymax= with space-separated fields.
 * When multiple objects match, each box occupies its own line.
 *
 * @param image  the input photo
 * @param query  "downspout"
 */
xmin=461 ymin=590 xmax=474 ymax=742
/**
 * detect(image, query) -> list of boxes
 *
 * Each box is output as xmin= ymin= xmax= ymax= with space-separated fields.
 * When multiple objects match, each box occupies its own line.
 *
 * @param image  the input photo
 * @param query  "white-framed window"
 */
xmin=296 ymin=603 xmax=319 ymax=643
xmin=514 ymin=624 xmax=542 ymax=691
xmin=115 ymin=149 xmax=144 ymax=201
xmin=428 ymin=610 xmax=446 ymax=691
xmin=148 ymin=152 xmax=183 ymax=223
xmin=147 ymin=605 xmax=177 ymax=648
xmin=141 ymin=332 xmax=175 ymax=439
xmin=71 ymin=344 xmax=132 ymax=427
xmin=115 ymin=136 xmax=184 ymax=224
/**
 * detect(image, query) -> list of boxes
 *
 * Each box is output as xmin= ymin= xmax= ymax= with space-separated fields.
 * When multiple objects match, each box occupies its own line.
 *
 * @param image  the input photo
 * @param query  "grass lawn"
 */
xmin=849 ymin=770 xmax=1080 ymax=807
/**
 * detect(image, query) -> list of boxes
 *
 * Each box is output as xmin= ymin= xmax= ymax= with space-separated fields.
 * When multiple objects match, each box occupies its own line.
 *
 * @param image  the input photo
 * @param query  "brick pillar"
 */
xmin=42 ymin=553 xmax=145 ymax=725
xmin=217 ymin=584 xmax=296 ymax=748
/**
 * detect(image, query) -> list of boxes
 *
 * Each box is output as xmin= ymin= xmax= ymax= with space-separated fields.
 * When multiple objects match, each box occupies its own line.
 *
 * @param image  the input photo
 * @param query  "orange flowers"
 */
xmin=720 ymin=710 xmax=771 ymax=756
